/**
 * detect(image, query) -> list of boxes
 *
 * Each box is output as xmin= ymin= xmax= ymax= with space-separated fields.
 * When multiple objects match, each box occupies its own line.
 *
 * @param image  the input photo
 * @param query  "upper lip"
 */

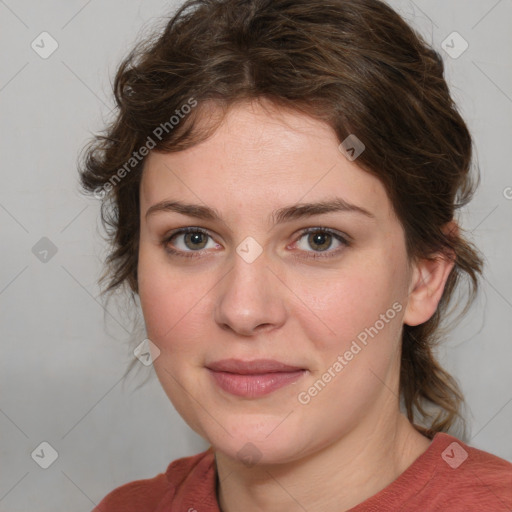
xmin=206 ymin=358 xmax=305 ymax=374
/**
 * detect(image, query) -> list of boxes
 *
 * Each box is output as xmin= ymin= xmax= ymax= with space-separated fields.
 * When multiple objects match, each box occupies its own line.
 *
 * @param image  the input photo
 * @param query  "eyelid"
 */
xmin=161 ymin=226 xmax=350 ymax=259
xmin=290 ymin=227 xmax=350 ymax=259
xmin=296 ymin=226 xmax=352 ymax=245
xmin=162 ymin=227 xmax=217 ymax=259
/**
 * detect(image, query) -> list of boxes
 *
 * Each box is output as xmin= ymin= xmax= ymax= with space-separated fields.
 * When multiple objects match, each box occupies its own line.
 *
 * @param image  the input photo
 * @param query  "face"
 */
xmin=138 ymin=100 xmax=415 ymax=465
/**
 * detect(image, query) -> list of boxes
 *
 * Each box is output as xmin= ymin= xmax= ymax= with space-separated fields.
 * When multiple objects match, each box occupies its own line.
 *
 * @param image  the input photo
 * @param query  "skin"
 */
xmin=137 ymin=99 xmax=455 ymax=512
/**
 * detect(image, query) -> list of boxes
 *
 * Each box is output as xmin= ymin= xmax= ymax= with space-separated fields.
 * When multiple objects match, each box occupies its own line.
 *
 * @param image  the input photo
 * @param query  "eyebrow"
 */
xmin=145 ymin=197 xmax=375 ymax=224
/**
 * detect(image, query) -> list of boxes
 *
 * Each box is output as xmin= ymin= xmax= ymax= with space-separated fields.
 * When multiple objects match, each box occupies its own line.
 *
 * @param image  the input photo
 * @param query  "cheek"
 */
xmin=291 ymin=261 xmax=406 ymax=427
xmin=292 ymin=255 xmax=406 ymax=355
xmin=137 ymin=246 xmax=229 ymax=377
xmin=137 ymin=248 xmax=202 ymax=346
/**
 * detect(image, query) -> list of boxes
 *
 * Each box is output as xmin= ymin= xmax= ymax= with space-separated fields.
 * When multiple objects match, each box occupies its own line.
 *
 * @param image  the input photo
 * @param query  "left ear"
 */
xmin=402 ymin=221 xmax=457 ymax=327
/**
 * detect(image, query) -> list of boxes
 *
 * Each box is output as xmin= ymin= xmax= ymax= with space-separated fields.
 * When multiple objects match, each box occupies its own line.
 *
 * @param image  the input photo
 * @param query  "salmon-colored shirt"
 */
xmin=92 ymin=432 xmax=512 ymax=511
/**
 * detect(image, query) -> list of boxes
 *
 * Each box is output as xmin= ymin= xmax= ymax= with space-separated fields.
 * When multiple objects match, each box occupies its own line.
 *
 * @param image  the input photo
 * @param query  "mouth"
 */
xmin=206 ymin=358 xmax=307 ymax=398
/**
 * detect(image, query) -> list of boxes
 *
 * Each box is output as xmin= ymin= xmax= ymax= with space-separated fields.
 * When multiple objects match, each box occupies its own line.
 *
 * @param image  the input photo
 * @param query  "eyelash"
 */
xmin=161 ymin=226 xmax=350 ymax=260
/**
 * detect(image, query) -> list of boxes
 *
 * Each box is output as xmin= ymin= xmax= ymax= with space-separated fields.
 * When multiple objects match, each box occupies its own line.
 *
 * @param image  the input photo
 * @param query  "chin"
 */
xmin=198 ymin=413 xmax=311 ymax=466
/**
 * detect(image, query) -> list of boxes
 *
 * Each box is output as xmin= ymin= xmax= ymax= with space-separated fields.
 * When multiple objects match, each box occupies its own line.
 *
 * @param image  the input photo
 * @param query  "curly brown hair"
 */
xmin=79 ymin=0 xmax=483 ymax=435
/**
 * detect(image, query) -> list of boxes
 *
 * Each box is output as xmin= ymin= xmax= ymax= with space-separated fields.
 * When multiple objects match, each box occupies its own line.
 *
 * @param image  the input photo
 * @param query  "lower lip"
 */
xmin=207 ymin=369 xmax=307 ymax=398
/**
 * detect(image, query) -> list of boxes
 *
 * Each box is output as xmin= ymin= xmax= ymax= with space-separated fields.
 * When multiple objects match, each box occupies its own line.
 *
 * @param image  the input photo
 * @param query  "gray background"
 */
xmin=1 ymin=0 xmax=511 ymax=510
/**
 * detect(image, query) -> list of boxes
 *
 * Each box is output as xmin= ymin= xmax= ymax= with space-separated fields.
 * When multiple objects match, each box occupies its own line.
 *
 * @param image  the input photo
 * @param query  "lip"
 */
xmin=206 ymin=358 xmax=305 ymax=374
xmin=206 ymin=359 xmax=307 ymax=398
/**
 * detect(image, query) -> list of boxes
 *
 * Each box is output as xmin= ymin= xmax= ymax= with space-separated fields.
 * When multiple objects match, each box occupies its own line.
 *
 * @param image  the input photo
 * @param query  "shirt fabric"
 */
xmin=92 ymin=432 xmax=512 ymax=511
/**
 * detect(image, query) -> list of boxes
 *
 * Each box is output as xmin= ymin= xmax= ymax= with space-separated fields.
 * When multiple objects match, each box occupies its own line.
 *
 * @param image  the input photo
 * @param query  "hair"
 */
xmin=79 ymin=0 xmax=483 ymax=436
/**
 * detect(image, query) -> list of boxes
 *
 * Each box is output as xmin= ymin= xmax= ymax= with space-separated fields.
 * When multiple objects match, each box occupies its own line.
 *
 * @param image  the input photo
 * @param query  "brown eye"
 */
xmin=182 ymin=231 xmax=209 ymax=250
xmin=163 ymin=227 xmax=218 ymax=257
xmin=294 ymin=228 xmax=349 ymax=259
xmin=307 ymin=232 xmax=333 ymax=251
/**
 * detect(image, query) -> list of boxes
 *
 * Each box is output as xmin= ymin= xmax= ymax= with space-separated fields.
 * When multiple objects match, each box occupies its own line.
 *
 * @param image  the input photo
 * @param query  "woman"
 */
xmin=81 ymin=0 xmax=512 ymax=510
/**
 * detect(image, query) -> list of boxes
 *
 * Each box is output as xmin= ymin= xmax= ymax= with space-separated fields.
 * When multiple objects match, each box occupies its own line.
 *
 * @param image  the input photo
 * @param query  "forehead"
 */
xmin=140 ymin=101 xmax=393 ymax=223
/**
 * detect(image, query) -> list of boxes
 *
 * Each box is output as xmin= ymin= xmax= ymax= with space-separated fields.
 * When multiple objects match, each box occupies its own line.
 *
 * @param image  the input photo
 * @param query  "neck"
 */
xmin=214 ymin=413 xmax=431 ymax=512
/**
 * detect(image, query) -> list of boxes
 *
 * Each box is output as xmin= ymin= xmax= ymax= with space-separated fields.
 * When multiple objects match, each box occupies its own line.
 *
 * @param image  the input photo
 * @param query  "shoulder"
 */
xmin=91 ymin=472 xmax=169 ymax=512
xmin=350 ymin=432 xmax=512 ymax=512
xmin=409 ymin=432 xmax=512 ymax=511
xmin=436 ymin=434 xmax=512 ymax=502
xmin=92 ymin=447 xmax=215 ymax=512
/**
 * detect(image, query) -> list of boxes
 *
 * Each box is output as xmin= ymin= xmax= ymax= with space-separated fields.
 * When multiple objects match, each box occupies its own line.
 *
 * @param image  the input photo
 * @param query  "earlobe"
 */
xmin=403 ymin=252 xmax=456 ymax=327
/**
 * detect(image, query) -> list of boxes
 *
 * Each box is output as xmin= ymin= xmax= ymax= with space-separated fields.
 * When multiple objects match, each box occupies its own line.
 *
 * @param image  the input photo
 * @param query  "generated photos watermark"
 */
xmin=297 ymin=301 xmax=403 ymax=405
xmin=94 ymin=97 xmax=198 ymax=200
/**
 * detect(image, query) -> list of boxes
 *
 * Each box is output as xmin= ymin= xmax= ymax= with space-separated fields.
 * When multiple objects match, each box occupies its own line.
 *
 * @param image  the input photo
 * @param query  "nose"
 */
xmin=213 ymin=249 xmax=287 ymax=337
